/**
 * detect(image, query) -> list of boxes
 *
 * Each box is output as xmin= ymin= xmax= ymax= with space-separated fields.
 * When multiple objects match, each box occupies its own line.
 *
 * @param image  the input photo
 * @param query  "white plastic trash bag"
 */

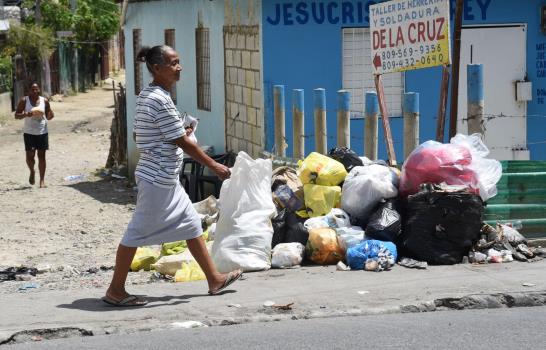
xmin=336 ymin=226 xmax=365 ymax=252
xmin=303 ymin=208 xmax=351 ymax=230
xmin=212 ymin=152 xmax=276 ymax=273
xmin=450 ymin=133 xmax=502 ymax=201
xmin=271 ymin=243 xmax=305 ymax=268
xmin=341 ymin=165 xmax=398 ymax=223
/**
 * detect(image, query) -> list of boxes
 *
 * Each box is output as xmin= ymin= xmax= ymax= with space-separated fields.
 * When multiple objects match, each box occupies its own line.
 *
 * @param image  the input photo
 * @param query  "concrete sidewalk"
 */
xmin=1 ymin=260 xmax=545 ymax=344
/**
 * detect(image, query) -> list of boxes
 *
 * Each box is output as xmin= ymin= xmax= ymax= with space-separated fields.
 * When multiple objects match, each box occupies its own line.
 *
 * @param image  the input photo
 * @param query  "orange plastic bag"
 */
xmin=305 ymin=227 xmax=344 ymax=265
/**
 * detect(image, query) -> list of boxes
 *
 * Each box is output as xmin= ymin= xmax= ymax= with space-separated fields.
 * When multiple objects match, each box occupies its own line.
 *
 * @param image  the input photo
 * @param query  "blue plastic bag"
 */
xmin=346 ymin=240 xmax=397 ymax=270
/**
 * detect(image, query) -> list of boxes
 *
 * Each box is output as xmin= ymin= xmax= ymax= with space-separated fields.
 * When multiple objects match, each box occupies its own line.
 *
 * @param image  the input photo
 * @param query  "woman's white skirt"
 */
xmin=121 ymin=178 xmax=203 ymax=247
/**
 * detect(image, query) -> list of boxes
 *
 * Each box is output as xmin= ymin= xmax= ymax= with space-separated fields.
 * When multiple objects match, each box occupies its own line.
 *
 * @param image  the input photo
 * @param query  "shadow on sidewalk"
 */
xmin=57 ymin=294 xmax=210 ymax=312
xmin=66 ymin=178 xmax=135 ymax=205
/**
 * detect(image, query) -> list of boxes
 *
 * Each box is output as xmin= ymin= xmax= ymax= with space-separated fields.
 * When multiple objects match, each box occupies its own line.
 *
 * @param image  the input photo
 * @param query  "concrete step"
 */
xmin=494 ymin=172 xmax=546 ymax=192
xmin=488 ymin=170 xmax=546 ymax=205
xmin=485 ymin=204 xmax=546 ymax=220
xmin=501 ymin=160 xmax=546 ymax=173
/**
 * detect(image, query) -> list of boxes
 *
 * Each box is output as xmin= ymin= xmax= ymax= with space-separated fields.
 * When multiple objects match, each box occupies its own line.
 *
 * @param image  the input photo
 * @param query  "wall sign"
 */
xmin=369 ymin=0 xmax=451 ymax=74
xmin=265 ymin=0 xmax=492 ymax=26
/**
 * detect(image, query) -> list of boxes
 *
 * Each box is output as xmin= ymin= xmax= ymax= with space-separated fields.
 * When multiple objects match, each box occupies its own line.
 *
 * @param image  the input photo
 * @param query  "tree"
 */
xmin=2 ymin=23 xmax=55 ymax=60
xmin=22 ymin=0 xmax=120 ymax=44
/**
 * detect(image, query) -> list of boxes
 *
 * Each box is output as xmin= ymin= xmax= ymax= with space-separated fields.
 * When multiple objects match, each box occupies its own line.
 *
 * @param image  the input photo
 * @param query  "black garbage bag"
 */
xmin=328 ymin=147 xmax=363 ymax=172
xmin=284 ymin=211 xmax=309 ymax=246
xmin=399 ymin=185 xmax=484 ymax=265
xmin=365 ymin=199 xmax=401 ymax=242
xmin=271 ymin=208 xmax=287 ymax=248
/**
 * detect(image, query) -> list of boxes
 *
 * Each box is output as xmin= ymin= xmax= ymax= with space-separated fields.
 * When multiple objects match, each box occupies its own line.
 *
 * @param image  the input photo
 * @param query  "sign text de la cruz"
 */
xmin=370 ymin=0 xmax=452 ymax=75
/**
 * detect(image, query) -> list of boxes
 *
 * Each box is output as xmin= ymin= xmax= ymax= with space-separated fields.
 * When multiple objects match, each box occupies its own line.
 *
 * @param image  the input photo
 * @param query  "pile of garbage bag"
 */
xmin=129 ymin=135 xmax=539 ymax=281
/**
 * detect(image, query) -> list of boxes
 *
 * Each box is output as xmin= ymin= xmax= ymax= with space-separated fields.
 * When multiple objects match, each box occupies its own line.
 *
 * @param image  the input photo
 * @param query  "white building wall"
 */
xmin=124 ymin=0 xmax=227 ymax=177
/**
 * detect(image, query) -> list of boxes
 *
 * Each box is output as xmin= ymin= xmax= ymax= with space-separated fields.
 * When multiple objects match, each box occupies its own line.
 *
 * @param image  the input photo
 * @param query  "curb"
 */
xmin=2 ymin=290 xmax=545 ymax=346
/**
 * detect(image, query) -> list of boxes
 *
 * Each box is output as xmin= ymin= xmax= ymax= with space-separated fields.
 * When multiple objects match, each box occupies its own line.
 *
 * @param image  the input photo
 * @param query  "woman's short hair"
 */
xmin=136 ymin=45 xmax=173 ymax=73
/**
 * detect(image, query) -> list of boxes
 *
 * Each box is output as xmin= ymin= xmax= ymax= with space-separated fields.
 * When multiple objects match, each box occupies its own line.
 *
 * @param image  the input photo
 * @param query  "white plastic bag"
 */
xmin=450 ymin=133 xmax=502 ymax=201
xmin=271 ymin=243 xmax=305 ymax=268
xmin=336 ymin=226 xmax=364 ymax=252
xmin=212 ymin=152 xmax=276 ymax=273
xmin=341 ymin=165 xmax=398 ymax=223
xmin=326 ymin=208 xmax=351 ymax=228
xmin=303 ymin=208 xmax=351 ymax=230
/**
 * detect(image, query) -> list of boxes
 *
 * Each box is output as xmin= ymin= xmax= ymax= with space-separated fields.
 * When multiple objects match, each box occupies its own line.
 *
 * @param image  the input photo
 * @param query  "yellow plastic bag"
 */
xmin=174 ymin=261 xmax=206 ymax=282
xmin=303 ymin=184 xmax=341 ymax=217
xmin=161 ymin=229 xmax=210 ymax=256
xmin=161 ymin=241 xmax=187 ymax=256
xmin=298 ymin=152 xmax=347 ymax=186
xmin=130 ymin=247 xmax=160 ymax=272
xmin=305 ymin=227 xmax=344 ymax=265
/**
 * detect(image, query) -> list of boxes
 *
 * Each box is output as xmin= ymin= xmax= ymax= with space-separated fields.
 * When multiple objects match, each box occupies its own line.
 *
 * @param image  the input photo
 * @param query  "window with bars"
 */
xmin=164 ymin=28 xmax=177 ymax=104
xmin=132 ymin=28 xmax=142 ymax=95
xmin=342 ymin=28 xmax=404 ymax=118
xmin=195 ymin=27 xmax=211 ymax=111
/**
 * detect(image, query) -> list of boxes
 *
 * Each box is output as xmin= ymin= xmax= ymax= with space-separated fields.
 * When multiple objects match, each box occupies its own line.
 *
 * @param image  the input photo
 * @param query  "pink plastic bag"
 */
xmin=399 ymin=141 xmax=479 ymax=197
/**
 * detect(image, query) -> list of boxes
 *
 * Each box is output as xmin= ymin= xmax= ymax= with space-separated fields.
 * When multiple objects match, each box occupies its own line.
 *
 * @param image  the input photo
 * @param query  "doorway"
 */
xmin=457 ymin=24 xmax=529 ymax=160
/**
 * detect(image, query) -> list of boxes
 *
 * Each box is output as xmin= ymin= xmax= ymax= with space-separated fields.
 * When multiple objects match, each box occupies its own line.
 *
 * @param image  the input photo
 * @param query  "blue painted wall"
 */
xmin=262 ymin=0 xmax=546 ymax=160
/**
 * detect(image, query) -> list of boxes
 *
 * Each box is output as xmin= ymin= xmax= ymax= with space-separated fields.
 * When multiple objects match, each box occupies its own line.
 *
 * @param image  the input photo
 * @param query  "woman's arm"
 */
xmin=173 ymin=136 xmax=231 ymax=180
xmin=14 ymin=98 xmax=30 ymax=119
xmin=45 ymin=99 xmax=54 ymax=120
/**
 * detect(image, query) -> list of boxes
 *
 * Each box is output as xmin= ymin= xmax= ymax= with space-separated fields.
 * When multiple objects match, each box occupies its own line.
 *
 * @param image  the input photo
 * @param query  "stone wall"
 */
xmin=223 ymin=25 xmax=263 ymax=158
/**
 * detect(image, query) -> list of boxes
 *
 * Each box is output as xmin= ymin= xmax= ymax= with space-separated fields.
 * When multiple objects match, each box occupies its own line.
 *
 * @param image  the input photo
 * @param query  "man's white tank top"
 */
xmin=23 ymin=96 xmax=47 ymax=135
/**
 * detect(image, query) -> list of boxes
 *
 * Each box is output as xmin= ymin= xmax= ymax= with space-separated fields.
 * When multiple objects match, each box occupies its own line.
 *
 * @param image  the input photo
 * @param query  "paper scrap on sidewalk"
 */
xmin=171 ymin=321 xmax=208 ymax=329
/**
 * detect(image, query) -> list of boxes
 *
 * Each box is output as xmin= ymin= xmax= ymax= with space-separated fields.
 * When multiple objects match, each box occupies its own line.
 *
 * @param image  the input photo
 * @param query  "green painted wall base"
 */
xmin=485 ymin=161 xmax=546 ymax=238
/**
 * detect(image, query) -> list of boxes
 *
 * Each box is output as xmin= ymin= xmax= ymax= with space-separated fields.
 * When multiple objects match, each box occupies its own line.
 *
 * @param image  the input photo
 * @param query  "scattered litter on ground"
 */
xmin=18 ymin=282 xmax=40 ymax=290
xmin=227 ymin=303 xmax=242 ymax=308
xmin=171 ymin=321 xmax=208 ymax=329
xmin=522 ymin=283 xmax=536 ymax=287
xmin=1 ymin=267 xmax=38 ymax=282
xmin=63 ymin=175 xmax=86 ymax=182
xmin=336 ymin=261 xmax=351 ymax=271
xmin=398 ymin=257 xmax=428 ymax=269
xmin=272 ymin=303 xmax=294 ymax=311
xmin=263 ymin=300 xmax=276 ymax=307
xmin=36 ymin=264 xmax=51 ymax=274
xmin=357 ymin=290 xmax=370 ymax=295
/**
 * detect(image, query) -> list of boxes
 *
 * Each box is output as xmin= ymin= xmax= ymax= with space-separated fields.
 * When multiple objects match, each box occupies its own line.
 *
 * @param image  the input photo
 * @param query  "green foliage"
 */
xmin=3 ymin=23 xmax=55 ymax=61
xmin=0 ymin=55 xmax=12 ymax=93
xmin=23 ymin=0 xmax=120 ymax=44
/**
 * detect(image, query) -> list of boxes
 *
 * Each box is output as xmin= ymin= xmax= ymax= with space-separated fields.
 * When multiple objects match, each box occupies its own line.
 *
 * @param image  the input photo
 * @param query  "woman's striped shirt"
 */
xmin=134 ymin=85 xmax=186 ymax=188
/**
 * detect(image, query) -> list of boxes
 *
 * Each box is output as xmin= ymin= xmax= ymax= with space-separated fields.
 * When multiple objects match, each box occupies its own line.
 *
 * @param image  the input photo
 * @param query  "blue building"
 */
xmin=122 ymin=0 xmax=546 ymax=174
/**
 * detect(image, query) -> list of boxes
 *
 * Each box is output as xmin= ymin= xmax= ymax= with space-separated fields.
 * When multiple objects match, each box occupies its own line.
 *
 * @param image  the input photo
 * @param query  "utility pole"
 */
xmin=36 ymin=0 xmax=52 ymax=97
xmin=448 ymin=0 xmax=464 ymax=138
xmin=71 ymin=0 xmax=78 ymax=92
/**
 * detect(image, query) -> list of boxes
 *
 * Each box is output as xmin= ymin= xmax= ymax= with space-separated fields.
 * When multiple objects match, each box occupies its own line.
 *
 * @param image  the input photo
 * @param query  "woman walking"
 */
xmin=14 ymin=83 xmax=54 ymax=188
xmin=103 ymin=45 xmax=241 ymax=306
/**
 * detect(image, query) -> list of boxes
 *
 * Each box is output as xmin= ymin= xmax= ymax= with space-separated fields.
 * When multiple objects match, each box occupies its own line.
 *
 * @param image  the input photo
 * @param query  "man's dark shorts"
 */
xmin=23 ymin=133 xmax=49 ymax=151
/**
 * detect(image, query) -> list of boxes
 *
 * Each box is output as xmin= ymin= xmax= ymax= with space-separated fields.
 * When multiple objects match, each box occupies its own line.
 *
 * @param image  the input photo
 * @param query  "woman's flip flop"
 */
xmin=208 ymin=270 xmax=243 ymax=295
xmin=101 ymin=295 xmax=148 ymax=307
